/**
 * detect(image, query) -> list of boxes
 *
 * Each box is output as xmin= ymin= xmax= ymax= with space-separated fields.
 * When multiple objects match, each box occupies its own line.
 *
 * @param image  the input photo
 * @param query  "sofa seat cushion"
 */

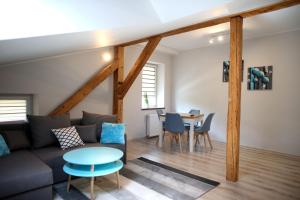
xmin=31 ymin=146 xmax=67 ymax=183
xmin=31 ymin=143 xmax=126 ymax=183
xmin=0 ymin=150 xmax=53 ymax=199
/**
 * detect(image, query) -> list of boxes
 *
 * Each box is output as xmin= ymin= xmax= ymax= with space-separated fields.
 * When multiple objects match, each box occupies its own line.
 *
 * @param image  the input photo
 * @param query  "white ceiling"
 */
xmin=0 ymin=0 xmax=299 ymax=65
xmin=161 ymin=5 xmax=300 ymax=51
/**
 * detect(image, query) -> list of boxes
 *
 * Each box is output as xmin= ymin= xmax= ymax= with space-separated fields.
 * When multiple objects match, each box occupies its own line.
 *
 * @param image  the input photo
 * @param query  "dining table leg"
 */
xmin=189 ymin=121 xmax=194 ymax=152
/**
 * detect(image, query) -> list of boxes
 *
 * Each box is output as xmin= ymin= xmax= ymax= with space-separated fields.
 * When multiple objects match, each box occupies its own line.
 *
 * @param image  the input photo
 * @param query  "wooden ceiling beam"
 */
xmin=118 ymin=36 xmax=161 ymax=98
xmin=49 ymin=62 xmax=117 ymax=116
xmin=119 ymin=0 xmax=300 ymax=47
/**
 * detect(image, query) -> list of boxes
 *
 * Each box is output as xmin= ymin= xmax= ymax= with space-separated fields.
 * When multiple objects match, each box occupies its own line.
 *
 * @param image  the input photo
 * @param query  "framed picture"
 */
xmin=247 ymin=66 xmax=273 ymax=90
xmin=223 ymin=60 xmax=244 ymax=82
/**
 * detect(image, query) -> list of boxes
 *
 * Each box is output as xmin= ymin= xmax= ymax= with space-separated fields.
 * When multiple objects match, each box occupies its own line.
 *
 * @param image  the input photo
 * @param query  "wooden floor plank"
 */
xmin=127 ymin=138 xmax=300 ymax=200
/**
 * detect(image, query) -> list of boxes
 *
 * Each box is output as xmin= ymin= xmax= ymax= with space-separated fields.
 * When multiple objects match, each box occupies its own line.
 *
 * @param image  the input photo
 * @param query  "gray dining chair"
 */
xmin=165 ymin=113 xmax=186 ymax=153
xmin=194 ymin=113 xmax=215 ymax=150
xmin=156 ymin=109 xmax=165 ymax=145
xmin=185 ymin=109 xmax=201 ymax=129
xmin=156 ymin=109 xmax=164 ymax=117
xmin=189 ymin=109 xmax=200 ymax=115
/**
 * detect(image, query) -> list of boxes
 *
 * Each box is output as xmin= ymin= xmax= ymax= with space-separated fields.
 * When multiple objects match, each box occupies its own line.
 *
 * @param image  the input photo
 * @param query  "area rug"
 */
xmin=53 ymin=157 xmax=219 ymax=200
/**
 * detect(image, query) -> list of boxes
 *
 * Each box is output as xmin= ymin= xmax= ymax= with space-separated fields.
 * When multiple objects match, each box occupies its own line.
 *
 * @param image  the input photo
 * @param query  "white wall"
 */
xmin=0 ymin=46 xmax=173 ymax=140
xmin=172 ymin=30 xmax=300 ymax=155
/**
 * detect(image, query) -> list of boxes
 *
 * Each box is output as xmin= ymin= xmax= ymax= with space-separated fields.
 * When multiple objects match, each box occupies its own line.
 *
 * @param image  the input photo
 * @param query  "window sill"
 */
xmin=141 ymin=107 xmax=165 ymax=111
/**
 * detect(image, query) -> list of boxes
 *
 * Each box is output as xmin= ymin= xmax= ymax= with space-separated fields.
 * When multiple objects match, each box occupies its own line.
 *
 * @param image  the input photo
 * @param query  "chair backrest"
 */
xmin=156 ymin=109 xmax=164 ymax=119
xmin=165 ymin=113 xmax=185 ymax=134
xmin=201 ymin=113 xmax=215 ymax=132
xmin=189 ymin=109 xmax=200 ymax=115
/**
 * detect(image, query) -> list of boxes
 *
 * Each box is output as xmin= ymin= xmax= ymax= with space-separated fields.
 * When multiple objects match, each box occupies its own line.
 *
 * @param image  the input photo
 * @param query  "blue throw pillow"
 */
xmin=0 ymin=134 xmax=10 ymax=156
xmin=100 ymin=123 xmax=125 ymax=144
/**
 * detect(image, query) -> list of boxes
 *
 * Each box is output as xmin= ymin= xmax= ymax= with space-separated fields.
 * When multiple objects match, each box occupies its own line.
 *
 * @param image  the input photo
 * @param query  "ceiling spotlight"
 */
xmin=218 ymin=35 xmax=224 ymax=41
xmin=102 ymin=52 xmax=112 ymax=62
xmin=209 ymin=39 xmax=214 ymax=44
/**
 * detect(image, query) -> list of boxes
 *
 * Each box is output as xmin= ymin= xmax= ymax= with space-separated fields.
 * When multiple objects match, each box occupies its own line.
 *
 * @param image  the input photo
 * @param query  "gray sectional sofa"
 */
xmin=0 ymin=114 xmax=127 ymax=200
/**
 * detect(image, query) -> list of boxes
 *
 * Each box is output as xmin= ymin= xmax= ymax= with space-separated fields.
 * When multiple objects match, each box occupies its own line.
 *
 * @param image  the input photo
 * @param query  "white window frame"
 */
xmin=141 ymin=63 xmax=158 ymax=109
xmin=0 ymin=94 xmax=33 ymax=123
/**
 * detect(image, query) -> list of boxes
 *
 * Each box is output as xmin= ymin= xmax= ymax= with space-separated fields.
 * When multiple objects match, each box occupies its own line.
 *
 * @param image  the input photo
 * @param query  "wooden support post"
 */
xmin=118 ymin=36 xmax=161 ymax=98
xmin=49 ymin=62 xmax=117 ymax=116
xmin=226 ymin=16 xmax=243 ymax=182
xmin=113 ymin=46 xmax=124 ymax=122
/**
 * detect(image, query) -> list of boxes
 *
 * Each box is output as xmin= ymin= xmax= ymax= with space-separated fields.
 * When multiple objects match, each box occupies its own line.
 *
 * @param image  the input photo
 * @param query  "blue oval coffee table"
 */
xmin=63 ymin=147 xmax=123 ymax=200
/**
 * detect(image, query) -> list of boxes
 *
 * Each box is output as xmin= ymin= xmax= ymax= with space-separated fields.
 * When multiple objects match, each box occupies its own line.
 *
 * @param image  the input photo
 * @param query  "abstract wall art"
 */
xmin=223 ymin=60 xmax=244 ymax=82
xmin=247 ymin=66 xmax=273 ymax=90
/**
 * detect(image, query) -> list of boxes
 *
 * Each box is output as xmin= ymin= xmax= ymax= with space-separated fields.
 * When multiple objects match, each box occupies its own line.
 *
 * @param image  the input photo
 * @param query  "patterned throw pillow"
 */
xmin=52 ymin=126 xmax=84 ymax=150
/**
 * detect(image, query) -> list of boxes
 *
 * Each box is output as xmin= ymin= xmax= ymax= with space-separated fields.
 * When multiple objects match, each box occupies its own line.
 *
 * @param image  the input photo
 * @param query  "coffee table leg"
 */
xmin=90 ymin=165 xmax=95 ymax=200
xmin=90 ymin=177 xmax=95 ymax=200
xmin=115 ymin=171 xmax=120 ymax=189
xmin=67 ymin=175 xmax=71 ymax=192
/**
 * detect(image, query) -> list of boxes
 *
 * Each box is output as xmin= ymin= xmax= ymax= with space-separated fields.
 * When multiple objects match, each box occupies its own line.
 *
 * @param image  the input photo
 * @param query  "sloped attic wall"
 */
xmin=0 ymin=45 xmax=173 ymax=140
xmin=0 ymin=47 xmax=114 ymax=116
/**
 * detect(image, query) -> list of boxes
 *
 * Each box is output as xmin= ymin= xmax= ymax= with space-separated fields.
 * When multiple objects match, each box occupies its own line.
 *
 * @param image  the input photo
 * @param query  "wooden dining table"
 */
xmin=158 ymin=113 xmax=204 ymax=152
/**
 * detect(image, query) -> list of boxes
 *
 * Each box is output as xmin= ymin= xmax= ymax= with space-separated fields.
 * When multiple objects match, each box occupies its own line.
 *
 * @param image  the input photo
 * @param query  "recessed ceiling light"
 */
xmin=102 ymin=52 xmax=112 ymax=62
xmin=218 ymin=36 xmax=224 ymax=41
xmin=209 ymin=39 xmax=214 ymax=44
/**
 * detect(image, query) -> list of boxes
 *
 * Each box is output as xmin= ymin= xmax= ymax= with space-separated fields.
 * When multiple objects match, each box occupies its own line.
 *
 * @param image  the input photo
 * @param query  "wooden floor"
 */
xmin=127 ymin=137 xmax=300 ymax=200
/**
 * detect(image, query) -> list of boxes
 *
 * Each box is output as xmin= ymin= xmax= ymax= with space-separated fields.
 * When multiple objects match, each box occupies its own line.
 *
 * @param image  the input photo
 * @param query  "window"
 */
xmin=142 ymin=63 xmax=158 ymax=109
xmin=141 ymin=62 xmax=165 ymax=110
xmin=0 ymin=95 xmax=33 ymax=122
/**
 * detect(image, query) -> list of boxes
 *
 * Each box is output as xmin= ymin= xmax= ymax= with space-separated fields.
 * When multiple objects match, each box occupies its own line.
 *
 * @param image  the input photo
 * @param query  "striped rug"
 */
xmin=54 ymin=157 xmax=219 ymax=200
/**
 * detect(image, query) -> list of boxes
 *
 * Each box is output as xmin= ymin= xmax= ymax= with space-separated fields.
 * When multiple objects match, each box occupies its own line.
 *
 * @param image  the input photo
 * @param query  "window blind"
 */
xmin=0 ymin=100 xmax=27 ymax=122
xmin=142 ymin=63 xmax=157 ymax=108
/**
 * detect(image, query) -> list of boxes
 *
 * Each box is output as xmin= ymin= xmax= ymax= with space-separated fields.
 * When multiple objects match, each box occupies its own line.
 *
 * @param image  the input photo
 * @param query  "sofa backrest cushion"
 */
xmin=1 ymin=130 xmax=30 ymax=151
xmin=75 ymin=124 xmax=97 ymax=143
xmin=81 ymin=111 xmax=117 ymax=141
xmin=71 ymin=118 xmax=82 ymax=126
xmin=27 ymin=114 xmax=71 ymax=148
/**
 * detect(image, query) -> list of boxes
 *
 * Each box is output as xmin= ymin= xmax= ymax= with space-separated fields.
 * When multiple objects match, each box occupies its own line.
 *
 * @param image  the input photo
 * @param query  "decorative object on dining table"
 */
xmin=223 ymin=60 xmax=244 ymax=82
xmin=248 ymin=66 xmax=273 ymax=90
xmin=54 ymin=157 xmax=219 ymax=200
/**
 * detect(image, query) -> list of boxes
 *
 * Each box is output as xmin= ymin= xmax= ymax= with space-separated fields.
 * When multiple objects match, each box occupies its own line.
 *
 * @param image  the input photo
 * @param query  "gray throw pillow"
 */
xmin=75 ymin=124 xmax=97 ymax=143
xmin=81 ymin=111 xmax=117 ymax=140
xmin=27 ymin=114 xmax=71 ymax=148
xmin=1 ymin=130 xmax=30 ymax=151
